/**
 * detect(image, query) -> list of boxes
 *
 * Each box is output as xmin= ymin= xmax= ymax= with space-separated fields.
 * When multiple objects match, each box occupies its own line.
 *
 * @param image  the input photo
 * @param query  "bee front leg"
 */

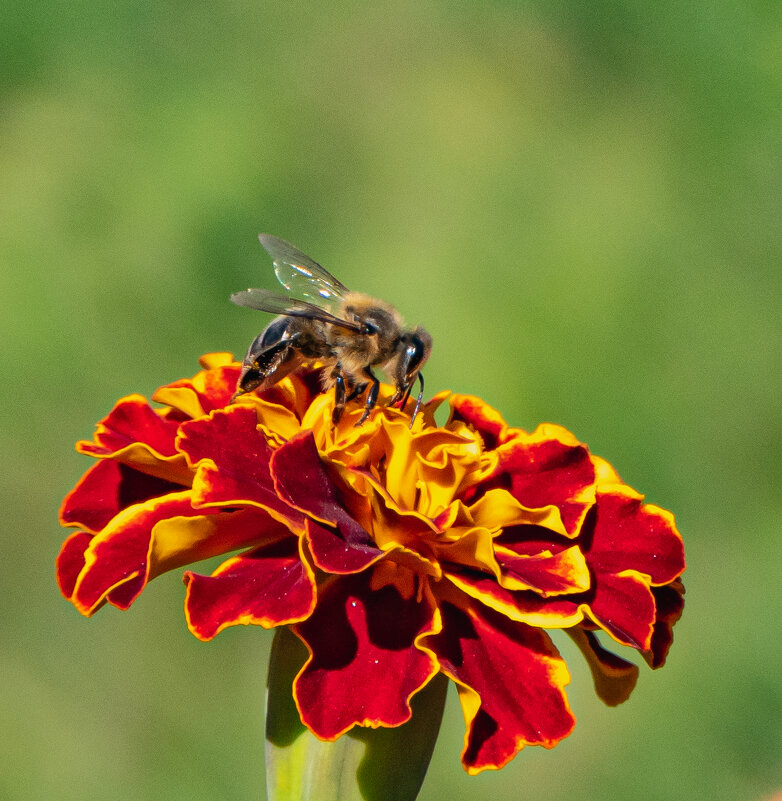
xmin=408 ymin=372 xmax=425 ymax=428
xmin=389 ymin=374 xmax=424 ymax=427
xmin=356 ymin=367 xmax=380 ymax=426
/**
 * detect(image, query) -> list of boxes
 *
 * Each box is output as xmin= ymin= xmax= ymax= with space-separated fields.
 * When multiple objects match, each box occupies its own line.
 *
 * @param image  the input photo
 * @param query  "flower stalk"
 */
xmin=266 ymin=626 xmax=447 ymax=801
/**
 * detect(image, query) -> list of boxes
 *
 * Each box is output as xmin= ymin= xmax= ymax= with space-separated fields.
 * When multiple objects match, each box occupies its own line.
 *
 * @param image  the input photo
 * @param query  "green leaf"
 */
xmin=266 ymin=626 xmax=448 ymax=801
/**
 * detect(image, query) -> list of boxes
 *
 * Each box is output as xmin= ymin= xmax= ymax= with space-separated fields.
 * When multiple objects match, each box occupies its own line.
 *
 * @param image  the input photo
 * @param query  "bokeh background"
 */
xmin=2 ymin=2 xmax=780 ymax=800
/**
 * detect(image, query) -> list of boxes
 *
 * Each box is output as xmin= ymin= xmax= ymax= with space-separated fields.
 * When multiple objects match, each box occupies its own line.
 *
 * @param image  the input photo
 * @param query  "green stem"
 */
xmin=265 ymin=626 xmax=448 ymax=801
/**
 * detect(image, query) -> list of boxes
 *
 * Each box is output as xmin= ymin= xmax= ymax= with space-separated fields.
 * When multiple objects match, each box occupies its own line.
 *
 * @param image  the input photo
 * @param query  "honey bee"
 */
xmin=231 ymin=234 xmax=432 ymax=426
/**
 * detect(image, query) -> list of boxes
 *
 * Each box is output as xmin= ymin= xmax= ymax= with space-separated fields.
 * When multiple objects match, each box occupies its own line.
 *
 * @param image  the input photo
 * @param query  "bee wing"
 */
xmin=258 ymin=234 xmax=350 ymax=305
xmin=230 ymin=288 xmax=365 ymax=332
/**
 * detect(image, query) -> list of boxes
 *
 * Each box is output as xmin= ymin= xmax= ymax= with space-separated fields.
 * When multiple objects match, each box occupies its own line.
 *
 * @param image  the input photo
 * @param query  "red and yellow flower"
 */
xmin=57 ymin=353 xmax=685 ymax=774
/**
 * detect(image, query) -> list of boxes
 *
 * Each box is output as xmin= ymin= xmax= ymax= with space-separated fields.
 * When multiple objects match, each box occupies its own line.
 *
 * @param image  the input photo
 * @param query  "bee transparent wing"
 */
xmin=230 ymin=288 xmax=365 ymax=332
xmin=258 ymin=234 xmax=350 ymax=305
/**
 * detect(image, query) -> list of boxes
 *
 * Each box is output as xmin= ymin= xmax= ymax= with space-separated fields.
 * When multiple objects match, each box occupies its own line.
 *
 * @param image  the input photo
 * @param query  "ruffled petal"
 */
xmin=586 ymin=570 xmax=656 ymax=650
xmin=305 ymin=519 xmax=385 ymax=574
xmin=496 ymin=544 xmax=591 ymax=596
xmin=567 ymin=627 xmax=639 ymax=706
xmin=70 ymin=493 xmax=280 ymax=615
xmin=184 ymin=537 xmax=316 ymax=640
xmin=293 ymin=570 xmax=440 ymax=739
xmin=59 ymin=458 xmax=181 ymax=533
xmin=443 ymin=570 xmax=584 ymax=628
xmin=422 ymin=597 xmax=575 ymax=774
xmin=56 ymin=531 xmax=93 ymax=600
xmin=272 ymin=432 xmax=382 ymax=571
xmin=585 ymin=486 xmax=686 ymax=585
xmin=197 ymin=352 xmax=236 ymax=370
xmin=449 ymin=394 xmax=511 ymax=449
xmin=432 ymin=527 xmax=499 ymax=577
xmin=466 ymin=488 xmax=564 ymax=532
xmin=643 ymin=579 xmax=685 ymax=668
xmin=153 ymin=363 xmax=241 ymax=418
xmin=76 ymin=395 xmax=192 ymax=484
xmin=177 ymin=406 xmax=304 ymax=528
xmin=496 ymin=425 xmax=596 ymax=537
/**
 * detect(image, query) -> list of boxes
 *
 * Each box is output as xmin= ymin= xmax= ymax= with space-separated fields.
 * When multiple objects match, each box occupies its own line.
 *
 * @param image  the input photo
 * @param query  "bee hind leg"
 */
xmin=355 ymin=367 xmax=380 ymax=426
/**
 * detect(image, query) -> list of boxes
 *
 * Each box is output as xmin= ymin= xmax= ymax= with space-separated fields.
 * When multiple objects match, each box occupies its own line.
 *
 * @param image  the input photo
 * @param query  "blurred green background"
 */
xmin=2 ymin=1 xmax=780 ymax=799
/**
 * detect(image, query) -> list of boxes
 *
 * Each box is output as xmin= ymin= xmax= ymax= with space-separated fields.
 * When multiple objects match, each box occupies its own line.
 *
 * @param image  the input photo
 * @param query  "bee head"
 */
xmin=399 ymin=326 xmax=432 ymax=384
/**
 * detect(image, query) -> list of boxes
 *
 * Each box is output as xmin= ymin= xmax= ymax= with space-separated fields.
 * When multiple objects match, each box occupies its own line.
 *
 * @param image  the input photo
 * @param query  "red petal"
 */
xmin=449 ymin=394 xmax=509 ymax=449
xmin=305 ymin=519 xmax=384 ymax=574
xmin=294 ymin=571 xmax=439 ymax=739
xmin=587 ymin=570 xmax=656 ymax=650
xmin=424 ymin=598 xmax=575 ymax=773
xmin=567 ymin=627 xmax=639 ymax=706
xmin=59 ymin=459 xmax=182 ymax=533
xmin=184 ymin=537 xmax=316 ymax=640
xmin=153 ymin=364 xmax=241 ymax=416
xmin=643 ymin=579 xmax=685 ymax=668
xmin=272 ymin=432 xmax=381 ymax=572
xmin=444 ymin=569 xmax=584 ymax=628
xmin=177 ymin=406 xmax=304 ymax=527
xmin=56 ymin=531 xmax=93 ymax=600
xmin=496 ymin=429 xmax=596 ymax=537
xmin=494 ymin=524 xmax=571 ymax=556
xmin=271 ymin=431 xmax=354 ymax=526
xmin=586 ymin=487 xmax=685 ymax=585
xmin=78 ymin=395 xmax=180 ymax=458
xmin=70 ymin=493 xmax=276 ymax=615
xmin=497 ymin=544 xmax=590 ymax=595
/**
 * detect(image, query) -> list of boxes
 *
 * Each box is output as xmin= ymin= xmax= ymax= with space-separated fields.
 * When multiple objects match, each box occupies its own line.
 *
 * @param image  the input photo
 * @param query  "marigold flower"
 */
xmin=57 ymin=353 xmax=686 ymax=774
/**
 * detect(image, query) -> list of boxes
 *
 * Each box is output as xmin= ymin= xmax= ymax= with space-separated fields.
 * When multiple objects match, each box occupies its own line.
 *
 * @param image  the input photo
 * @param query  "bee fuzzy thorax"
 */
xmin=331 ymin=292 xmax=404 ymax=367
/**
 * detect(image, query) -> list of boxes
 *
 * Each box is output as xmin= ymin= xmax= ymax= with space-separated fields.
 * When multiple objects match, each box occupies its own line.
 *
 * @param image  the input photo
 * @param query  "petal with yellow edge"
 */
xmin=449 ymin=394 xmax=511 ymax=449
xmin=177 ymin=406 xmax=305 ymax=528
xmin=293 ymin=568 xmax=440 ymax=741
xmin=443 ymin=570 xmax=585 ymax=629
xmin=77 ymin=395 xmax=180 ymax=459
xmin=584 ymin=486 xmax=686 ymax=585
xmin=59 ymin=458 xmax=182 ymax=533
xmin=153 ymin=362 xmax=241 ymax=418
xmin=643 ymin=579 xmax=685 ymax=668
xmin=272 ymin=432 xmax=384 ymax=572
xmin=496 ymin=543 xmax=590 ymax=596
xmin=304 ymin=519 xmax=385 ymax=574
xmin=421 ymin=597 xmax=575 ymax=774
xmin=56 ymin=530 xmax=93 ymax=600
xmin=184 ymin=536 xmax=316 ymax=640
xmin=68 ymin=492 xmax=282 ymax=616
xmin=494 ymin=426 xmax=596 ymax=537
xmin=567 ymin=626 xmax=639 ymax=706
xmin=585 ymin=570 xmax=656 ymax=650
xmin=492 ymin=524 xmax=590 ymax=595
xmin=75 ymin=396 xmax=193 ymax=485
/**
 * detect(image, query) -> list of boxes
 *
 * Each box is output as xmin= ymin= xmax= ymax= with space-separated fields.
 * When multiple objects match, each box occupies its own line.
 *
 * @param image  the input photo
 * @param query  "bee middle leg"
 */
xmin=356 ymin=367 xmax=380 ymax=426
xmin=345 ymin=383 xmax=367 ymax=402
xmin=331 ymin=370 xmax=347 ymax=425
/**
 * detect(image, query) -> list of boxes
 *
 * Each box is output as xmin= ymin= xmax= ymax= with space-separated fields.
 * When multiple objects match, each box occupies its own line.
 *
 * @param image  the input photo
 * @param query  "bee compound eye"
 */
xmin=406 ymin=339 xmax=424 ymax=369
xmin=363 ymin=322 xmax=379 ymax=335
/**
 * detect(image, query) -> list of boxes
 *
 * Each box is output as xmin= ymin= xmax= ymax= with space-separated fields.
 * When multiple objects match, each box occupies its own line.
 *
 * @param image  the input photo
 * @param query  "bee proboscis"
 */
xmin=231 ymin=235 xmax=432 ymax=426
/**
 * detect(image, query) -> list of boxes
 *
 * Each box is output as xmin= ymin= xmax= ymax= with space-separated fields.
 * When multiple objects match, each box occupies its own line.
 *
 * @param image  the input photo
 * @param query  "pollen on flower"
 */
xmin=57 ymin=353 xmax=685 ymax=774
